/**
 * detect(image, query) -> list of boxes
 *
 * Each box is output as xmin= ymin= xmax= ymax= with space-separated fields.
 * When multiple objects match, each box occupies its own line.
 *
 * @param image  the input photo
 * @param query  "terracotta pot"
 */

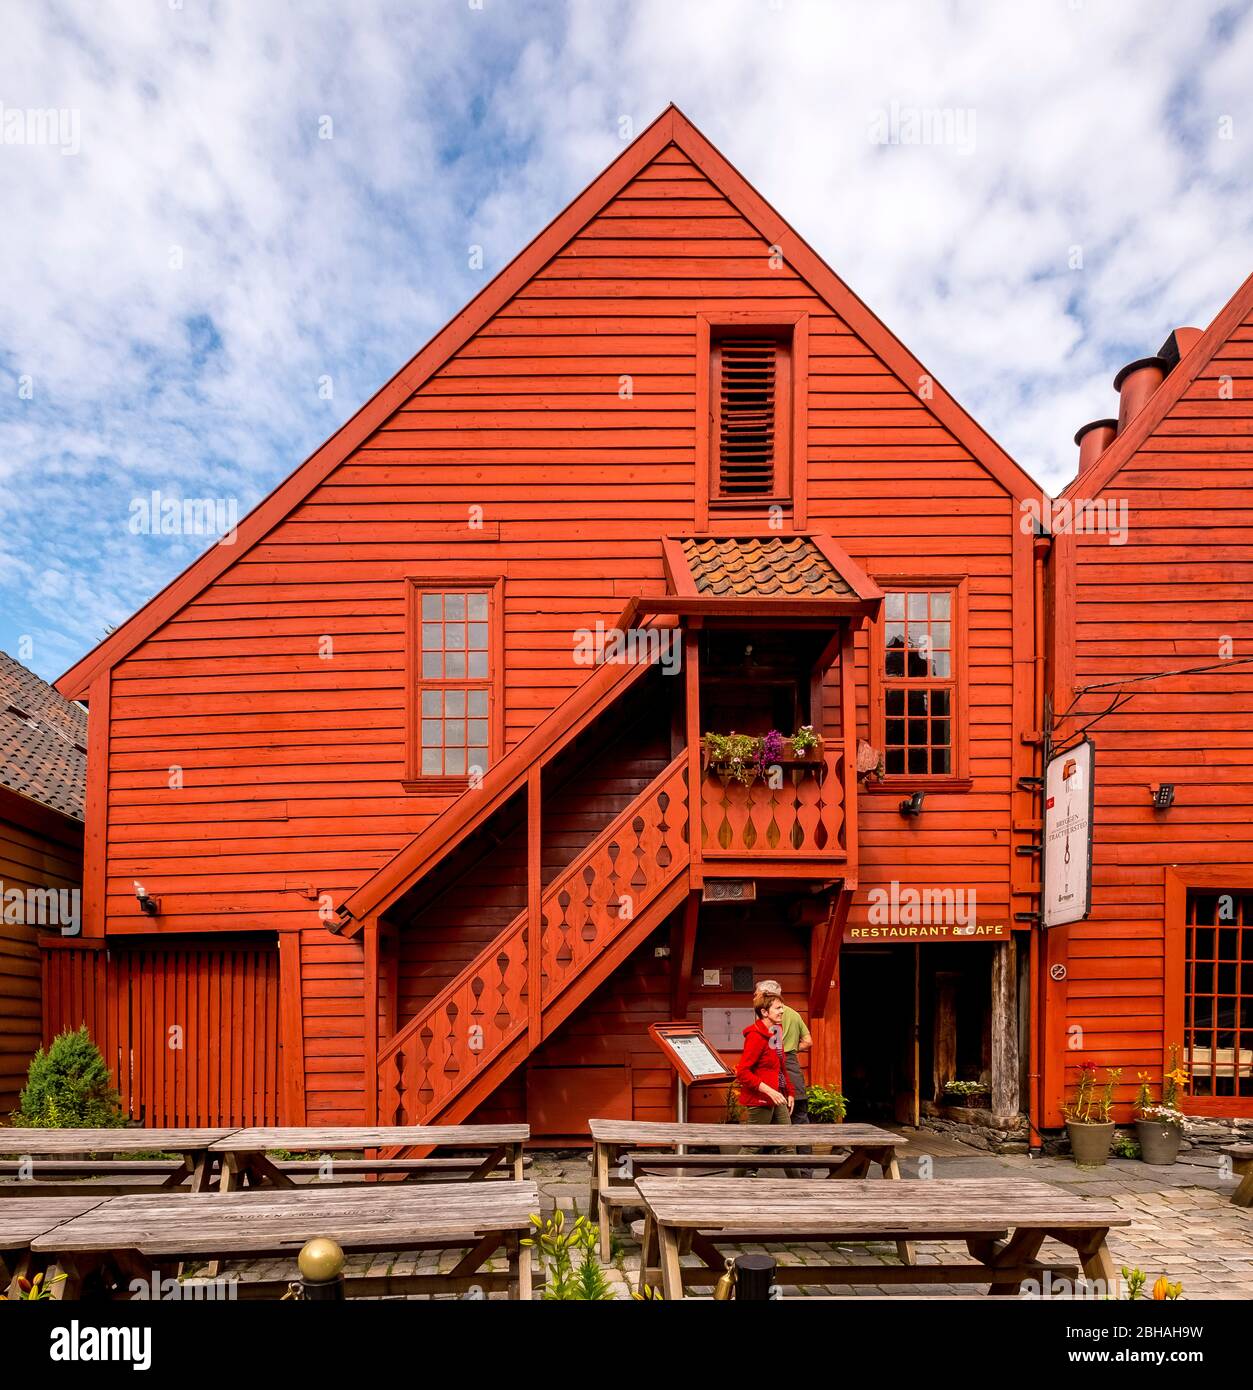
xmin=1066 ymin=1120 xmax=1115 ymax=1166
xmin=1135 ymin=1119 xmax=1182 ymax=1166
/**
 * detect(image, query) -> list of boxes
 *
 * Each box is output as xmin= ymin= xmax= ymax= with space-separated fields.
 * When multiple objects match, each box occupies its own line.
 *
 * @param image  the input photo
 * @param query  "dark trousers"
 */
xmin=785 ymin=1052 xmax=809 ymax=1124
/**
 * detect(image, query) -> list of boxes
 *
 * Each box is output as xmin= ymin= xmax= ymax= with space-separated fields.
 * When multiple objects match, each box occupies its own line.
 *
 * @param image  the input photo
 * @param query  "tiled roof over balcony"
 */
xmin=678 ymin=536 xmax=853 ymax=598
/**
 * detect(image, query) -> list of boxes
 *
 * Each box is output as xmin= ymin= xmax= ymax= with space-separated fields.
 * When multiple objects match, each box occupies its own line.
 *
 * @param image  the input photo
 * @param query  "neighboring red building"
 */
xmin=50 ymin=107 xmax=1045 ymax=1136
xmin=1042 ymin=272 xmax=1253 ymax=1135
xmin=0 ymin=651 xmax=86 ymax=1112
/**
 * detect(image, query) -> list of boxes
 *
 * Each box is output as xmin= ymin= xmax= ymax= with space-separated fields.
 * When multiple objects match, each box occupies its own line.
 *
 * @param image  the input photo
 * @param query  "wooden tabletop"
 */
xmin=207 ymin=1124 xmax=528 ymax=1152
xmin=588 ymin=1119 xmax=904 ymax=1148
xmin=31 ymin=1180 xmax=541 ymax=1258
xmin=633 ymin=1178 xmax=1128 ymax=1234
xmin=0 ymin=1197 xmax=110 ymax=1250
xmin=0 ymin=1128 xmax=237 ymax=1156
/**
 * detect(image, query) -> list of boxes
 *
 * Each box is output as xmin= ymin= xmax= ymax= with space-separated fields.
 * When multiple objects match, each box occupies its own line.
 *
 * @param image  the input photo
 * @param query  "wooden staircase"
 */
xmin=377 ymin=753 xmax=690 ymax=1126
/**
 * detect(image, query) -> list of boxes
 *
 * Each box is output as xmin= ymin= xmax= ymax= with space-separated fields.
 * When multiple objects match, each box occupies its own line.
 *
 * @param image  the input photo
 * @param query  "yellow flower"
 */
xmin=1152 ymin=1275 xmax=1183 ymax=1300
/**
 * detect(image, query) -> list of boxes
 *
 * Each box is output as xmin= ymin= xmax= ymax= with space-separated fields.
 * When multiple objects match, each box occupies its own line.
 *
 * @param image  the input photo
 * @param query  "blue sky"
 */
xmin=2 ymin=0 xmax=1252 ymax=682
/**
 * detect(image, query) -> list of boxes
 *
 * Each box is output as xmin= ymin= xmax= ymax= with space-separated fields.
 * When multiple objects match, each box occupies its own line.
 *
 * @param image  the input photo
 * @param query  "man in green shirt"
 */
xmin=756 ymin=978 xmax=811 ymax=1125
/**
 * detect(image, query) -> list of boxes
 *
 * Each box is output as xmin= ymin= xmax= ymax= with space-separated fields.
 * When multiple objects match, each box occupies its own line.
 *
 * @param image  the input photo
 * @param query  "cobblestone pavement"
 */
xmin=527 ymin=1130 xmax=1253 ymax=1301
xmin=216 ymin=1130 xmax=1252 ymax=1300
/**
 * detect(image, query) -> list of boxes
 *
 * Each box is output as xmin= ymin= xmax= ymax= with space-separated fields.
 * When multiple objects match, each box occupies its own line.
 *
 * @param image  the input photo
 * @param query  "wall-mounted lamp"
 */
xmin=899 ymin=791 xmax=925 ymax=818
xmin=133 ymin=880 xmax=160 ymax=916
xmin=1150 ymin=784 xmax=1175 ymax=811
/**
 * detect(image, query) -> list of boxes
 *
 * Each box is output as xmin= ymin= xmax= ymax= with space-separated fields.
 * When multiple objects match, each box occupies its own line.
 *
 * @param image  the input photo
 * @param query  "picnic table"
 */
xmin=587 ymin=1118 xmax=909 ymax=1261
xmin=29 ymin=1181 xmax=538 ymax=1300
xmin=0 ymin=1129 xmax=237 ymax=1197
xmin=0 ymin=1197 xmax=109 ymax=1297
xmin=208 ymin=1125 xmax=528 ymax=1191
xmin=634 ymin=1177 xmax=1128 ymax=1299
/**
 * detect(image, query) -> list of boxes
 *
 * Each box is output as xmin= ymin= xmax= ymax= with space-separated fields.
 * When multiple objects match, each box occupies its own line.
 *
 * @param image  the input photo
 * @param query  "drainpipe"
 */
xmin=1028 ymin=532 xmax=1049 ymax=1150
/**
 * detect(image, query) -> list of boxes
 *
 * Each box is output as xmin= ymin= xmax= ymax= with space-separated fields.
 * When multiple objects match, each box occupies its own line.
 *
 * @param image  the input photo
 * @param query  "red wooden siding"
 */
xmin=1045 ymin=297 xmax=1253 ymax=1123
xmin=0 ymin=795 xmax=82 ymax=1111
xmin=42 ymin=937 xmax=282 ymax=1126
xmin=64 ymin=117 xmax=1039 ymax=1127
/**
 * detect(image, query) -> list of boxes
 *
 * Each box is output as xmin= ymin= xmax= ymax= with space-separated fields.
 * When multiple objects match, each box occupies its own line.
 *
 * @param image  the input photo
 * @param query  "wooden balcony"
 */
xmin=698 ymin=751 xmax=847 ymax=876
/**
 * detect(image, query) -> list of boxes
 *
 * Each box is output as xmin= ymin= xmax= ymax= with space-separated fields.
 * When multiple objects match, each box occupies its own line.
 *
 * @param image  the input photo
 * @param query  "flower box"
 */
xmin=700 ymin=731 xmax=826 ymax=781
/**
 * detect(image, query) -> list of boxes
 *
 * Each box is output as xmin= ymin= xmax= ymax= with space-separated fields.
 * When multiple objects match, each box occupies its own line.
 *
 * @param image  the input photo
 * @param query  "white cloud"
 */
xmin=1 ymin=0 xmax=1250 ymax=678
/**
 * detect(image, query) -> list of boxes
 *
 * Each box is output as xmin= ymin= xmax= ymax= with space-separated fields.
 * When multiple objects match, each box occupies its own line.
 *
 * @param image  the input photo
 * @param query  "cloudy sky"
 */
xmin=2 ymin=0 xmax=1251 ymax=681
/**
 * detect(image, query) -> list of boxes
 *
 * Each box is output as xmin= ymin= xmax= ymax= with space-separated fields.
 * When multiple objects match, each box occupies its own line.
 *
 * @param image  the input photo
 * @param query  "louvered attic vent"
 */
xmin=718 ymin=339 xmax=775 ymax=495
xmin=714 ymin=336 xmax=789 ymax=500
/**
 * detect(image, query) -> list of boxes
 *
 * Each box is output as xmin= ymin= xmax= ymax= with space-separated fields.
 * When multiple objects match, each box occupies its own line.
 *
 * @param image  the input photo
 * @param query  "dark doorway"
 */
xmin=839 ymin=948 xmax=915 ymax=1122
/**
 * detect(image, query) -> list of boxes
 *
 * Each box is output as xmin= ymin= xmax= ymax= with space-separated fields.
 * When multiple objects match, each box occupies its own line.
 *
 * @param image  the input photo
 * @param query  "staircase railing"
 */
xmin=378 ymin=753 xmax=689 ymax=1124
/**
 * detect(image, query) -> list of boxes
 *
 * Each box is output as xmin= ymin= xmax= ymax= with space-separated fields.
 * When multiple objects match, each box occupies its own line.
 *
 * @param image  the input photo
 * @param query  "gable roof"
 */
xmin=0 ymin=650 xmax=88 ymax=820
xmin=1059 ymin=267 xmax=1253 ymax=500
xmin=56 ymin=104 xmax=1043 ymax=701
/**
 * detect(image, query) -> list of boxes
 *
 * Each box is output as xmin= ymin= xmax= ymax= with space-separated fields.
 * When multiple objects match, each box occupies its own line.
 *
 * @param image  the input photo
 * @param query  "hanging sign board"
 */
xmin=648 ymin=1022 xmax=735 ymax=1086
xmin=1043 ymin=738 xmax=1094 ymax=928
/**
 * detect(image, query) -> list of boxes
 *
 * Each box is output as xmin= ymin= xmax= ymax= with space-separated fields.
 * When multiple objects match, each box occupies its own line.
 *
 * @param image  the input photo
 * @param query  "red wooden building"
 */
xmin=50 ymin=107 xmax=1047 ymax=1136
xmin=1 ymin=651 xmax=86 ymax=1112
xmin=1041 ymin=271 xmax=1253 ymax=1131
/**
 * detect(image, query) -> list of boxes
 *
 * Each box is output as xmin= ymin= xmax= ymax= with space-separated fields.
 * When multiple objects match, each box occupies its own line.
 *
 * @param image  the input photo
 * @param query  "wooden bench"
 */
xmin=271 ymin=1156 xmax=525 ymax=1179
xmin=209 ymin=1125 xmax=529 ymax=1191
xmin=0 ymin=1197 xmax=109 ymax=1298
xmin=1224 ymin=1143 xmax=1253 ymax=1207
xmin=0 ymin=1128 xmax=237 ymax=1197
xmin=634 ymin=1176 xmax=1129 ymax=1299
xmin=624 ymin=1151 xmax=872 ymax=1174
xmin=29 ymin=1182 xmax=539 ymax=1300
xmin=588 ymin=1118 xmax=910 ymax=1262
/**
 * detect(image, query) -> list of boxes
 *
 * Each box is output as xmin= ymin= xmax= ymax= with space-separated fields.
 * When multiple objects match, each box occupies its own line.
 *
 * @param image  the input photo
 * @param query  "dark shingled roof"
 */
xmin=0 ymin=650 xmax=88 ymax=820
xmin=679 ymin=536 xmax=852 ymax=598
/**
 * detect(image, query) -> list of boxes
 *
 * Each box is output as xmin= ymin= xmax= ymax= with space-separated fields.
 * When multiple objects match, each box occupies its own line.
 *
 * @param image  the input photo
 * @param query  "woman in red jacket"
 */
xmin=737 ymin=992 xmax=794 ymax=1126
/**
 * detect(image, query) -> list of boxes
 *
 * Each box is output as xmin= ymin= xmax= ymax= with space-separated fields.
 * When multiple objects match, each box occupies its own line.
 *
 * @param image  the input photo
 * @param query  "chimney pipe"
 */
xmin=1074 ymin=418 xmax=1118 ymax=474
xmin=1158 ymin=326 xmax=1203 ymax=368
xmin=1113 ymin=355 xmax=1168 ymax=433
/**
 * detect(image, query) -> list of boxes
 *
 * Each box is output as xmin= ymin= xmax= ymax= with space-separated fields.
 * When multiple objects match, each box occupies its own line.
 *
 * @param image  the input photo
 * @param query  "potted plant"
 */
xmin=782 ymin=725 xmax=824 ymax=764
xmin=1062 ymin=1059 xmax=1121 ymax=1166
xmin=805 ymin=1083 xmax=847 ymax=1154
xmin=942 ymin=1079 xmax=989 ymax=1109
xmin=701 ymin=728 xmax=826 ymax=783
xmin=1133 ymin=1047 xmax=1189 ymax=1166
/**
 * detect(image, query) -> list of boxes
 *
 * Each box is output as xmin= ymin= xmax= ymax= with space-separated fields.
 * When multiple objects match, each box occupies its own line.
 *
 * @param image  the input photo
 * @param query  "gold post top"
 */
xmin=297 ymin=1236 xmax=346 ymax=1281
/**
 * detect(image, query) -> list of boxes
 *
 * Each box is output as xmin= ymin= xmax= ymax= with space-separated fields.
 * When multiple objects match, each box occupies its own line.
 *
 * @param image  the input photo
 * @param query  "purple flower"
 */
xmin=754 ymin=729 xmax=786 ymax=777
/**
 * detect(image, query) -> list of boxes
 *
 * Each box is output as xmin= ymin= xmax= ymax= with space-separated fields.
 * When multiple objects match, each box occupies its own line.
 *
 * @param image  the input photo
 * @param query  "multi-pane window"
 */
xmin=1185 ymin=891 xmax=1253 ymax=1099
xmin=883 ymin=589 xmax=955 ymax=776
xmin=418 ymin=589 xmax=491 ymax=777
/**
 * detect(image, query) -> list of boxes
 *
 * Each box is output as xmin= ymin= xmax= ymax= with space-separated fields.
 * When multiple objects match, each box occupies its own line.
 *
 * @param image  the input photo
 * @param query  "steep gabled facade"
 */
xmin=1042 ymin=272 xmax=1253 ymax=1130
xmin=50 ymin=108 xmax=1043 ymax=1136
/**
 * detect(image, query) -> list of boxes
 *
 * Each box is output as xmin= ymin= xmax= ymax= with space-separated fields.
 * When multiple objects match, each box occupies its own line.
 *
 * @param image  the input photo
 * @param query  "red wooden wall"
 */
xmin=42 ymin=937 xmax=285 ymax=1127
xmin=1044 ymin=290 xmax=1253 ymax=1123
xmin=0 ymin=789 xmax=82 ymax=1112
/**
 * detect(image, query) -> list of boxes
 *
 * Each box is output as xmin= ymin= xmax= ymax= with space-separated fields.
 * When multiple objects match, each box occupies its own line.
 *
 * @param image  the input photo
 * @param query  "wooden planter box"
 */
xmin=701 ymin=737 xmax=825 ymax=777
